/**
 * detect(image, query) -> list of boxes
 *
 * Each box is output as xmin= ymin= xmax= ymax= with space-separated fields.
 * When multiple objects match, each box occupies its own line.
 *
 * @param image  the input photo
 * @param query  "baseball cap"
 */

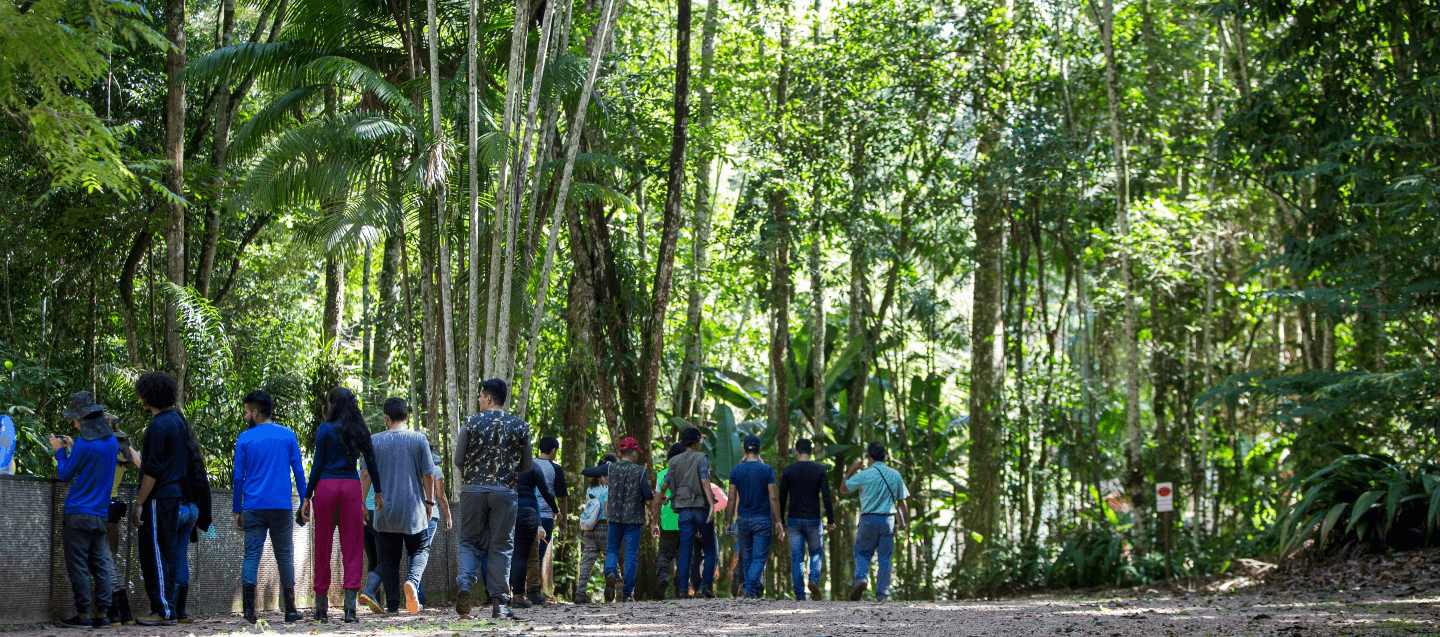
xmin=743 ymin=434 xmax=761 ymax=452
xmin=680 ymin=426 xmax=702 ymax=445
xmin=619 ymin=436 xmax=643 ymax=452
xmin=795 ymin=438 xmax=813 ymax=454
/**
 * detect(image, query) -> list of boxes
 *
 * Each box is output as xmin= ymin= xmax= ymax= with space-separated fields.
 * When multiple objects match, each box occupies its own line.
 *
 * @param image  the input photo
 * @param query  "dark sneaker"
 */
xmin=809 ymin=583 xmax=823 ymax=601
xmin=700 ymin=586 xmax=716 ymax=599
xmin=603 ymin=573 xmax=618 ymax=603
xmin=623 ymin=594 xmax=636 ymax=603
xmin=511 ymin=597 xmax=533 ymax=609
xmin=849 ymin=582 xmax=867 ymax=601
xmin=455 ymin=590 xmax=472 ymax=617
xmin=134 ymin=613 xmax=176 ymax=626
xmin=491 ymin=599 xmax=515 ymax=620
xmin=56 ymin=616 xmax=93 ymax=629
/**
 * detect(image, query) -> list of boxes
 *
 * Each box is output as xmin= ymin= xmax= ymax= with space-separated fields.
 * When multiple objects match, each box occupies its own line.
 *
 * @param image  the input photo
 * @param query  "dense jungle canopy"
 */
xmin=0 ymin=0 xmax=1436 ymax=600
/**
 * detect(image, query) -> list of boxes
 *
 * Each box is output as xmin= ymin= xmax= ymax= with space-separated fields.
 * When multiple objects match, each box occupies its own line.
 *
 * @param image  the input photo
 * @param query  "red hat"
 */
xmin=618 ymin=437 xmax=642 ymax=452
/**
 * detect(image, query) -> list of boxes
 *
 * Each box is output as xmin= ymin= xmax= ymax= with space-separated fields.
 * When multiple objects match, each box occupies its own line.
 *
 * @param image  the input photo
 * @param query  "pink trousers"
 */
xmin=312 ymin=478 xmax=365 ymax=592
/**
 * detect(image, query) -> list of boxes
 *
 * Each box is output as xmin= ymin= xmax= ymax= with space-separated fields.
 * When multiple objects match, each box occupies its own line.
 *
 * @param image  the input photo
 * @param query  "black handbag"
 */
xmin=108 ymin=499 xmax=127 ymax=525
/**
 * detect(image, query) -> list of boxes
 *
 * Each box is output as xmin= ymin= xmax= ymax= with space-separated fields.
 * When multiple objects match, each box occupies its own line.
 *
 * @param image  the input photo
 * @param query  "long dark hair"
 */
xmin=325 ymin=387 xmax=374 ymax=460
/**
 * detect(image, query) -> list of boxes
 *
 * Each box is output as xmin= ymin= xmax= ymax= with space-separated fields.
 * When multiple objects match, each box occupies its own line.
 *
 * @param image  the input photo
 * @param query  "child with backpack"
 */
xmin=574 ymin=453 xmax=617 ymax=603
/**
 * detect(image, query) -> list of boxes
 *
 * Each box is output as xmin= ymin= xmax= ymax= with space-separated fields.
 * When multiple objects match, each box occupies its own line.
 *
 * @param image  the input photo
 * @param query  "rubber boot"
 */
xmin=176 ymin=586 xmax=192 ymax=623
xmin=116 ymin=590 xmax=136 ymax=626
xmin=313 ymin=592 xmax=328 ymax=622
xmin=283 ymin=588 xmax=303 ymax=622
xmin=105 ymin=601 xmax=122 ymax=628
xmin=343 ymin=590 xmax=359 ymax=623
xmin=242 ymin=585 xmax=258 ymax=624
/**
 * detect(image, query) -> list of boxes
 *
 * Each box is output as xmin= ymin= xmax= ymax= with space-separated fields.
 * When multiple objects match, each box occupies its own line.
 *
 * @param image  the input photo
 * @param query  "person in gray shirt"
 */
xmin=363 ymin=398 xmax=435 ymax=615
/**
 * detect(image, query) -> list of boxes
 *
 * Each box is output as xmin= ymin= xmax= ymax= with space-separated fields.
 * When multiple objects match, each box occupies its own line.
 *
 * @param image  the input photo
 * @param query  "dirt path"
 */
xmin=9 ymin=590 xmax=1438 ymax=637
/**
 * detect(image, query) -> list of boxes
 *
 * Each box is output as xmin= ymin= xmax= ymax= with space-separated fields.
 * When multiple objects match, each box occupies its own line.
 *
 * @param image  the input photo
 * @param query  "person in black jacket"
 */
xmin=777 ymin=438 xmax=834 ymax=600
xmin=508 ymin=465 xmax=557 ymax=609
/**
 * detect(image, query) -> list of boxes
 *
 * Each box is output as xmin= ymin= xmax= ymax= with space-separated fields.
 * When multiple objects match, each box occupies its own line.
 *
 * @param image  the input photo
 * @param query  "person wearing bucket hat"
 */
xmin=580 ymin=437 xmax=653 ymax=602
xmin=724 ymin=434 xmax=785 ymax=599
xmin=52 ymin=392 xmax=119 ymax=628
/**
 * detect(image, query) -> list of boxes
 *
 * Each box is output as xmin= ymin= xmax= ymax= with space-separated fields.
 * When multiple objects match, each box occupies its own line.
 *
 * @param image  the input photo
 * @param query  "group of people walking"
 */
xmin=49 ymin=372 xmax=910 ymax=628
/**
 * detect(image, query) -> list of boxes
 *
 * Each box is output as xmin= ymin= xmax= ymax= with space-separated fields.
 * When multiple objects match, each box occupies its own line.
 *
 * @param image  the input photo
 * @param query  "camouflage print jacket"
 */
xmin=457 ymin=409 xmax=531 ymax=490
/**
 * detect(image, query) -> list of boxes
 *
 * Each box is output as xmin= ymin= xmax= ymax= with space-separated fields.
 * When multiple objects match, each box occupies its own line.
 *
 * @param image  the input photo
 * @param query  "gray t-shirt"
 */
xmin=430 ymin=452 xmax=443 ymax=521
xmin=535 ymin=457 xmax=557 ymax=519
xmin=370 ymin=429 xmax=436 ymax=535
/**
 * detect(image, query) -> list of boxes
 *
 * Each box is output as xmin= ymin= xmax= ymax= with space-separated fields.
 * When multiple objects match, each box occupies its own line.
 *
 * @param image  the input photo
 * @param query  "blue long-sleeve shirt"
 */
xmin=305 ymin=422 xmax=380 ymax=499
xmin=233 ymin=421 xmax=308 ymax=513
xmin=57 ymin=435 xmax=119 ymax=517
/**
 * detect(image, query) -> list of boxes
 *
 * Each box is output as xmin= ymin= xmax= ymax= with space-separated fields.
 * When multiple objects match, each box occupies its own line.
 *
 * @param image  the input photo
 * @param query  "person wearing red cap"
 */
xmin=580 ymin=437 xmax=653 ymax=602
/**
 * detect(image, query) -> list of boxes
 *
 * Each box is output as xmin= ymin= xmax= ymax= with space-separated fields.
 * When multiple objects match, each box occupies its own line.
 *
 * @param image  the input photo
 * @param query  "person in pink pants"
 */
xmin=301 ymin=388 xmax=381 ymax=623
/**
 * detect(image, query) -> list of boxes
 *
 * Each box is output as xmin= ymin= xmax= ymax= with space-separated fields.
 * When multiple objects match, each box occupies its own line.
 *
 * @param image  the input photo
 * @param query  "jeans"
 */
xmin=242 ymin=509 xmax=296 ymax=588
xmin=676 ymin=508 xmax=717 ymax=595
xmin=509 ymin=507 xmax=540 ymax=596
xmin=172 ymin=502 xmax=198 ymax=591
xmin=603 ymin=521 xmax=642 ymax=596
xmin=376 ymin=526 xmax=433 ymax=612
xmin=787 ymin=518 xmax=823 ymax=599
xmin=735 ymin=515 xmax=772 ymax=597
xmin=138 ymin=497 xmax=180 ymax=617
xmin=457 ymin=487 xmax=517 ymax=599
xmin=416 ymin=518 xmax=437 ymax=606
xmin=63 ymin=513 xmax=112 ymax=614
xmin=853 ymin=514 xmax=895 ymax=600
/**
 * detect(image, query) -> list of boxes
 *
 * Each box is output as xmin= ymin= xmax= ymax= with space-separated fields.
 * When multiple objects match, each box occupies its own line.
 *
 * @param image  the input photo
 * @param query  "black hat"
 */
xmin=795 ymin=438 xmax=813 ymax=454
xmin=680 ymin=427 xmax=702 ymax=445
xmin=61 ymin=392 xmax=105 ymax=420
xmin=743 ymin=434 xmax=761 ymax=452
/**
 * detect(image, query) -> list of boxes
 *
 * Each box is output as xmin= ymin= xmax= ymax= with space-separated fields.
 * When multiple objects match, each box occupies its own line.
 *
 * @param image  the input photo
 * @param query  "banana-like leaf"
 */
xmin=1346 ymin=489 xmax=1385 ymax=534
xmin=824 ymin=339 xmax=863 ymax=392
xmin=708 ymin=405 xmax=743 ymax=481
xmin=1385 ymin=478 xmax=1404 ymax=534
xmin=1320 ymin=502 xmax=1347 ymax=545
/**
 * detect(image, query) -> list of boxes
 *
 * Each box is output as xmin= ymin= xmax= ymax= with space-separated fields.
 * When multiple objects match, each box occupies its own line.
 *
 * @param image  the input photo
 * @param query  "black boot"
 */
xmin=176 ymin=585 xmax=191 ymax=624
xmin=115 ymin=590 xmax=135 ymax=626
xmin=242 ymin=585 xmax=257 ymax=624
xmin=314 ymin=592 xmax=328 ymax=622
xmin=343 ymin=589 xmax=359 ymax=623
xmin=283 ymin=588 xmax=304 ymax=623
xmin=106 ymin=601 xmax=122 ymax=628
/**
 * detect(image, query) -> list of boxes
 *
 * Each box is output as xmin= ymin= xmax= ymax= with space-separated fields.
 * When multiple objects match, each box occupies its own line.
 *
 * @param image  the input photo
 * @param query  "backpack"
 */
xmin=580 ymin=488 xmax=605 ymax=530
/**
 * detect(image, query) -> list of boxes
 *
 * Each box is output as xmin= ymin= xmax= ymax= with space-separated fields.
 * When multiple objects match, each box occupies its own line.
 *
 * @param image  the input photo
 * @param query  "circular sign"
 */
xmin=1157 ymin=486 xmax=1172 ymax=497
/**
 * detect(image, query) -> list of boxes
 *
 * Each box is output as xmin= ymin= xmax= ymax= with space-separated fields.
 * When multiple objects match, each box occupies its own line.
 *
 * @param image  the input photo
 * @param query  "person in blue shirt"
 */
xmin=129 ymin=371 xmax=188 ymax=626
xmin=233 ymin=390 xmax=307 ymax=624
xmin=724 ymin=435 xmax=785 ymax=599
xmin=839 ymin=442 xmax=910 ymax=602
xmin=52 ymin=392 xmax=119 ymax=628
xmin=300 ymin=387 xmax=380 ymax=623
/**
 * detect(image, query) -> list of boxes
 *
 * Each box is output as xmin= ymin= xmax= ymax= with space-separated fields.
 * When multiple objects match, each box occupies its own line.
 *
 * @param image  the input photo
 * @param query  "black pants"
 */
xmin=509 ymin=507 xmax=540 ymax=596
xmin=376 ymin=528 xmax=433 ymax=612
xmin=63 ymin=513 xmax=112 ymax=614
xmin=138 ymin=497 xmax=180 ymax=617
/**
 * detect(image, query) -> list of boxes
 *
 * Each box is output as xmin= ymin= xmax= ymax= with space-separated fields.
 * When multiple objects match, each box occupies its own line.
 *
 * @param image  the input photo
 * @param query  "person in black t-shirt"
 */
xmin=129 ymin=372 xmax=188 ymax=626
xmin=777 ymin=438 xmax=834 ymax=601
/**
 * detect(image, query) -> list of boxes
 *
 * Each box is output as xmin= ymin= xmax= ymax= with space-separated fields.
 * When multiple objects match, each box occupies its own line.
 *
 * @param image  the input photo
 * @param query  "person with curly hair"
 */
xmin=129 ymin=371 xmax=187 ymax=626
xmin=301 ymin=387 xmax=381 ymax=623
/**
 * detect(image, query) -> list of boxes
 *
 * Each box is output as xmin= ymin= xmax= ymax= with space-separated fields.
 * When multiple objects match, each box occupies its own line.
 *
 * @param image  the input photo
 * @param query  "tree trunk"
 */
xmin=193 ymin=0 xmax=235 ymax=299
xmin=487 ymin=0 xmax=533 ymax=382
xmin=162 ymin=0 xmax=187 ymax=386
xmin=465 ymin=0 xmax=483 ymax=412
xmin=213 ymin=213 xmax=272 ymax=306
xmin=808 ymin=185 xmax=824 ymax=444
xmin=513 ymin=0 xmax=614 ymax=418
xmin=673 ymin=0 xmax=720 ymax=425
xmin=120 ymin=218 xmax=155 ymax=367
xmin=372 ymin=234 xmax=402 ymax=388
xmin=323 ymin=254 xmax=345 ymax=350
xmin=362 ymin=244 xmax=373 ymax=398
xmin=427 ymin=0 xmax=461 ymax=445
xmin=960 ymin=129 xmax=1005 ymax=572
xmin=1098 ymin=0 xmax=1146 ymax=520
xmin=770 ymin=189 xmax=791 ymax=466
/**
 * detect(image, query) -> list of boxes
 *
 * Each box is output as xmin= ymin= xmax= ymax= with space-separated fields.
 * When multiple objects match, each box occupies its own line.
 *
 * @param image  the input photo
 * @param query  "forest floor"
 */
xmin=11 ymin=549 xmax=1440 ymax=637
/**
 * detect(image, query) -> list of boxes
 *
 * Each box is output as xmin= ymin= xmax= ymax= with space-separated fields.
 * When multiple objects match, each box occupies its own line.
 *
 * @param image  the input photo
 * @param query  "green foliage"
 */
xmin=1267 ymin=445 xmax=1440 ymax=558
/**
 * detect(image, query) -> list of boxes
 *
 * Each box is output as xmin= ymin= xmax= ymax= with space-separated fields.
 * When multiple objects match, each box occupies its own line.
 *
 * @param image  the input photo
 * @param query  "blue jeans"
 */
xmin=735 ymin=515 xmax=772 ymax=597
xmin=676 ymin=508 xmax=717 ymax=595
xmin=457 ymin=487 xmax=517 ymax=598
xmin=853 ymin=514 xmax=895 ymax=600
xmin=242 ymin=509 xmax=296 ymax=588
xmin=603 ymin=522 xmax=642 ymax=596
xmin=171 ymin=502 xmax=198 ymax=592
xmin=787 ymin=518 xmax=823 ymax=599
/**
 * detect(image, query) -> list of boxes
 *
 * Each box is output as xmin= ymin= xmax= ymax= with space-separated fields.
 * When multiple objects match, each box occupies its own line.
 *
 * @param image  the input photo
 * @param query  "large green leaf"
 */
xmin=1320 ymin=502 xmax=1348 ymax=545
xmin=708 ymin=405 xmax=743 ymax=482
xmin=1346 ymin=489 xmax=1385 ymax=534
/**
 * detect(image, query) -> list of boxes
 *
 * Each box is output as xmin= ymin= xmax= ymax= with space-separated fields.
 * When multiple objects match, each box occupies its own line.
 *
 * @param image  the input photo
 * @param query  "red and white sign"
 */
xmin=1156 ymin=482 xmax=1174 ymax=513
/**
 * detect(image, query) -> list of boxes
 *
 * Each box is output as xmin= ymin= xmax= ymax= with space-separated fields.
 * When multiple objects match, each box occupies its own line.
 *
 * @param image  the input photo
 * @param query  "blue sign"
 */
xmin=0 ymin=414 xmax=15 ymax=475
